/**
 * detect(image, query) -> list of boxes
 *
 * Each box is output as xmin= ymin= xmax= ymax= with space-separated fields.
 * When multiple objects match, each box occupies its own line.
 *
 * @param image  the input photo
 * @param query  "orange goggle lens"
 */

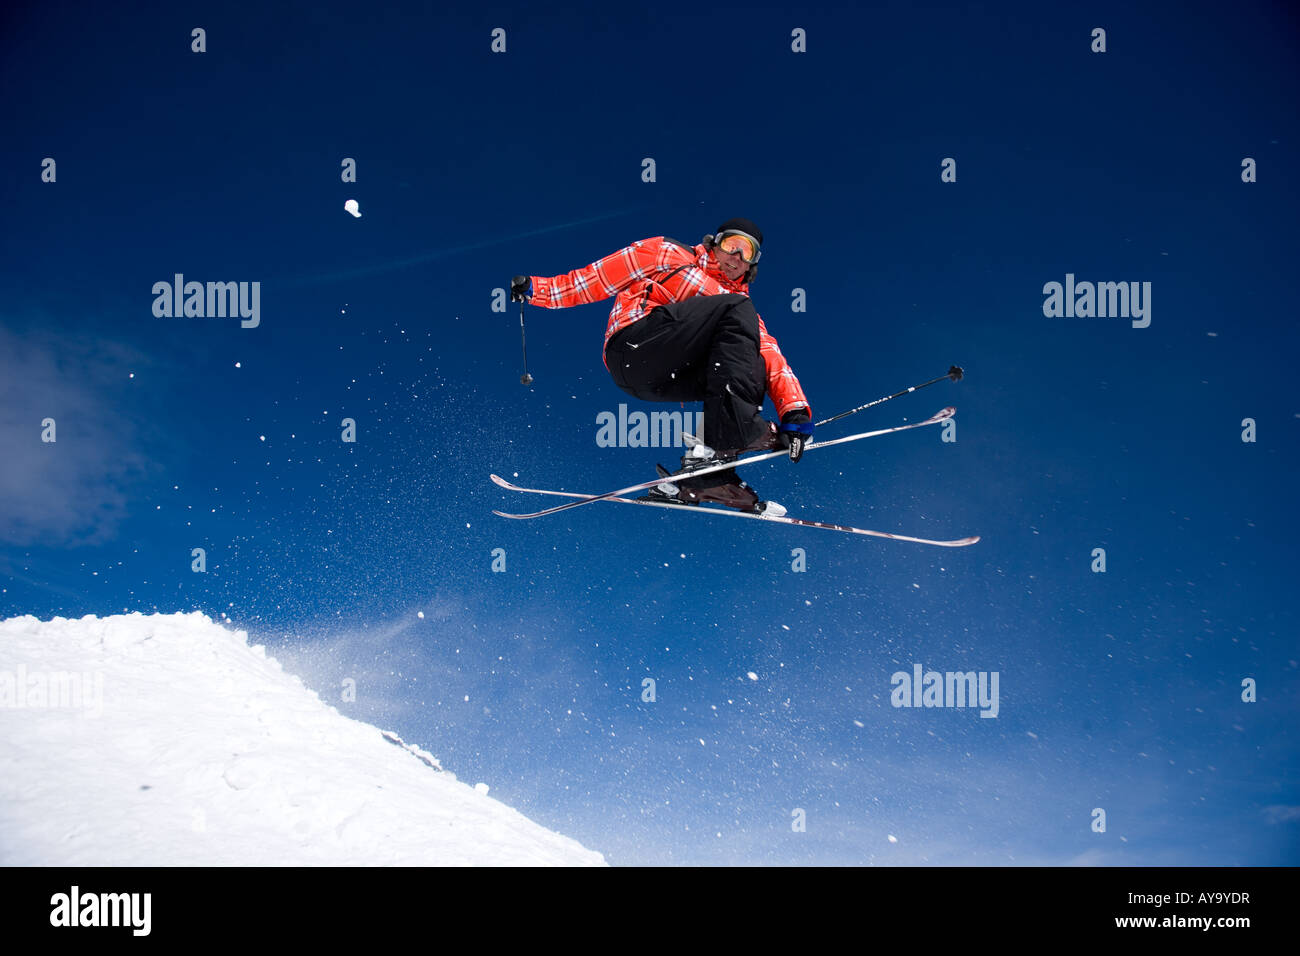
xmin=718 ymin=233 xmax=759 ymax=263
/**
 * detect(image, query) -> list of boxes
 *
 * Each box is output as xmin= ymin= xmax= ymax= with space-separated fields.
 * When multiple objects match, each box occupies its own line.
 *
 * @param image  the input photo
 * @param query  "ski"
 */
xmin=492 ymin=406 xmax=956 ymax=520
xmin=490 ymin=475 xmax=980 ymax=546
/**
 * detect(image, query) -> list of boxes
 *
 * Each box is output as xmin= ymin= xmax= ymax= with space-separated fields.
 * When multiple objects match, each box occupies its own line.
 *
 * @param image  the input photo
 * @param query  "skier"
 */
xmin=510 ymin=218 xmax=812 ymax=515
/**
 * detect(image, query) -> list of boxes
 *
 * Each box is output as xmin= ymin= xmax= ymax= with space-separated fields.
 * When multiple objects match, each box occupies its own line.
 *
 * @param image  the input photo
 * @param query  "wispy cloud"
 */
xmin=0 ymin=323 xmax=153 ymax=546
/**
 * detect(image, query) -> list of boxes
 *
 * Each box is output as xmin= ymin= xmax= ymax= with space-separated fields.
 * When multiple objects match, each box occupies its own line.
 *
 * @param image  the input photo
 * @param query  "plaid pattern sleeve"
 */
xmin=527 ymin=239 xmax=666 ymax=310
xmin=757 ymin=317 xmax=811 ymax=421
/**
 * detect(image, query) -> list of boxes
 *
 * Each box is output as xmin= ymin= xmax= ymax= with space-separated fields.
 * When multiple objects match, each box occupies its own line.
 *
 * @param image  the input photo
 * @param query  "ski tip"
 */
xmin=934 ymin=406 xmax=957 ymax=420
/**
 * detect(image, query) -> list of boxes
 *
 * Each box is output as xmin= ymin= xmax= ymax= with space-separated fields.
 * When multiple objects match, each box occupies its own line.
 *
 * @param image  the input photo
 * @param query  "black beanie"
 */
xmin=715 ymin=217 xmax=763 ymax=246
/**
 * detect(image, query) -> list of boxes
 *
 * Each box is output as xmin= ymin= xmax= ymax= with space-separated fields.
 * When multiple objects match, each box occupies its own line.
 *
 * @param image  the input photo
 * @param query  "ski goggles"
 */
xmin=715 ymin=230 xmax=761 ymax=264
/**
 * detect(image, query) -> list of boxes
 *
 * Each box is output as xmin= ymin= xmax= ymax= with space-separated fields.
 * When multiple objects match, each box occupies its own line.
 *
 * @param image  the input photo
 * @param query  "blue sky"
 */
xmin=1 ymin=0 xmax=1297 ymax=865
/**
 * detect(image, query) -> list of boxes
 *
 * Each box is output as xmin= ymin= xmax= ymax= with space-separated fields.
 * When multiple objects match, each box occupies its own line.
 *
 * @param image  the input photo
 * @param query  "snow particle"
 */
xmin=747 ymin=672 xmax=758 ymax=681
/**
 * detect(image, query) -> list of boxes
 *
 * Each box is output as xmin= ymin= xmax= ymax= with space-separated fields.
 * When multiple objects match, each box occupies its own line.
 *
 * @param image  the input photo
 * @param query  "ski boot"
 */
xmin=644 ymin=462 xmax=787 ymax=517
xmin=681 ymin=421 xmax=783 ymax=462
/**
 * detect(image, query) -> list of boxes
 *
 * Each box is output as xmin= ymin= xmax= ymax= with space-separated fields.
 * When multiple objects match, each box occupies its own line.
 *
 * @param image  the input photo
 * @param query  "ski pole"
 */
xmin=518 ymin=297 xmax=533 ymax=386
xmin=814 ymin=366 xmax=963 ymax=429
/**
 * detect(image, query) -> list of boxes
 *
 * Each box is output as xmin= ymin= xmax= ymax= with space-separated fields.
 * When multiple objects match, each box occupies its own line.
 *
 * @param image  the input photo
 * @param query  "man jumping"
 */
xmin=511 ymin=217 xmax=812 ymax=515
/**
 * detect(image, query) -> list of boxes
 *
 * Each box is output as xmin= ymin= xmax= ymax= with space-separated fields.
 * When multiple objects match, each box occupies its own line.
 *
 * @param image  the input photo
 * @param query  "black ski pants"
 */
xmin=605 ymin=293 xmax=769 ymax=453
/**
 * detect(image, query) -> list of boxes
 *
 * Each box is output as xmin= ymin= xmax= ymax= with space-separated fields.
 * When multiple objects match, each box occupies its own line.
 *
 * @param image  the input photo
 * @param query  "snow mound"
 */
xmin=0 ymin=612 xmax=605 ymax=866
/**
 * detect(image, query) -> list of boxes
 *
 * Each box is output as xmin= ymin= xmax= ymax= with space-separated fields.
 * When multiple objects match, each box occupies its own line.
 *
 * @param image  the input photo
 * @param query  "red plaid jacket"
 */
xmin=527 ymin=236 xmax=809 ymax=419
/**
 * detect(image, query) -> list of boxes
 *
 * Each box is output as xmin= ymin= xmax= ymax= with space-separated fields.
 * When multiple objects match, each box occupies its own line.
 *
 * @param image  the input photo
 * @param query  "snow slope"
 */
xmin=0 ymin=612 xmax=605 ymax=866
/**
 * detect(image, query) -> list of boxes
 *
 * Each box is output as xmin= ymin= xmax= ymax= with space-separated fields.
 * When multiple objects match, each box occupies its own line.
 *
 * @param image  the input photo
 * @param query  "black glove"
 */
xmin=778 ymin=409 xmax=813 ymax=463
xmin=510 ymin=275 xmax=532 ymax=302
